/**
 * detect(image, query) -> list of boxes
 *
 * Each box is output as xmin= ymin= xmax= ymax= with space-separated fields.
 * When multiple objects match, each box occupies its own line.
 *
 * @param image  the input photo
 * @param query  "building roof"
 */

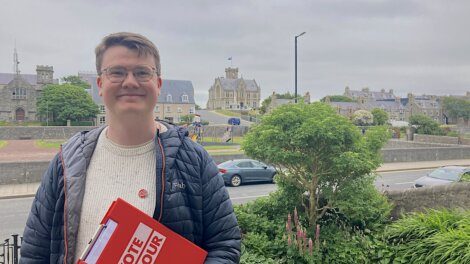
xmin=87 ymin=77 xmax=195 ymax=105
xmin=348 ymin=90 xmax=395 ymax=100
xmin=0 ymin=73 xmax=38 ymax=85
xmin=159 ymin=79 xmax=195 ymax=104
xmin=218 ymin=78 xmax=259 ymax=92
xmin=329 ymin=102 xmax=361 ymax=108
xmin=364 ymin=100 xmax=405 ymax=110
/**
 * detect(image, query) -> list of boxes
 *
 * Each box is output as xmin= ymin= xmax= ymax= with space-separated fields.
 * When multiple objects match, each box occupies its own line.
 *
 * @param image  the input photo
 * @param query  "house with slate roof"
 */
xmin=83 ymin=73 xmax=196 ymax=125
xmin=206 ymin=67 xmax=260 ymax=110
xmin=327 ymin=86 xmax=446 ymax=123
xmin=0 ymin=66 xmax=56 ymax=122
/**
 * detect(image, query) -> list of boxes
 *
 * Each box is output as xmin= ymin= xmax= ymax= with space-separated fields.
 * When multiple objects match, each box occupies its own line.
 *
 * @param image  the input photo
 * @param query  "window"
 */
xmin=99 ymin=116 xmax=106 ymax=125
xmin=12 ymin=87 xmax=26 ymax=99
xmin=167 ymin=94 xmax=172 ymax=102
xmin=166 ymin=106 xmax=171 ymax=112
xmin=189 ymin=107 xmax=195 ymax=114
xmin=182 ymin=94 xmax=189 ymax=102
xmin=100 ymin=105 xmax=106 ymax=113
xmin=237 ymin=161 xmax=254 ymax=168
xmin=177 ymin=107 xmax=182 ymax=113
xmin=154 ymin=105 xmax=160 ymax=112
xmin=253 ymin=102 xmax=257 ymax=108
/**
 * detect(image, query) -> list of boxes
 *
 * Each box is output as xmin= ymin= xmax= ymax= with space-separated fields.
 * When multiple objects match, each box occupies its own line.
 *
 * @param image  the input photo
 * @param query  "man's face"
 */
xmin=97 ymin=45 xmax=162 ymax=118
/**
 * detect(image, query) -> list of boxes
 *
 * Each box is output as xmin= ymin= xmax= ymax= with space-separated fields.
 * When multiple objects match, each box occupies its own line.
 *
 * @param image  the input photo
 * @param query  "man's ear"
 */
xmin=156 ymin=77 xmax=162 ymax=96
xmin=97 ymin=76 xmax=103 ymax=96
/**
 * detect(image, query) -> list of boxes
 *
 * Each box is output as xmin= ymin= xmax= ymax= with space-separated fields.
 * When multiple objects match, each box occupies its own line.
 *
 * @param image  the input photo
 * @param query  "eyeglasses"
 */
xmin=100 ymin=65 xmax=158 ymax=83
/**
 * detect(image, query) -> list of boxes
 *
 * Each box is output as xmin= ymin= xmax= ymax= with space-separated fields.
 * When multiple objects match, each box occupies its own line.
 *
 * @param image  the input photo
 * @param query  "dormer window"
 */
xmin=167 ymin=94 xmax=172 ymax=102
xmin=182 ymin=94 xmax=189 ymax=103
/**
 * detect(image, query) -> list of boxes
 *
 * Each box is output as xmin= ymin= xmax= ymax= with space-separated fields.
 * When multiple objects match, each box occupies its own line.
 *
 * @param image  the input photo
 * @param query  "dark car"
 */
xmin=227 ymin=117 xmax=241 ymax=125
xmin=414 ymin=166 xmax=470 ymax=188
xmin=217 ymin=159 xmax=276 ymax=187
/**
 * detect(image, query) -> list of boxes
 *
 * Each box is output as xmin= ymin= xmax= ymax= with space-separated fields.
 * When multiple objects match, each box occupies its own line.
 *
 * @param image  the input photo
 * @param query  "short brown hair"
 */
xmin=95 ymin=32 xmax=161 ymax=76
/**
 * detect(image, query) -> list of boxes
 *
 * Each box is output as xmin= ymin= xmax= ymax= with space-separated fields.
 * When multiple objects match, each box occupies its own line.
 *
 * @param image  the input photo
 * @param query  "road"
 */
xmin=0 ymin=169 xmax=430 ymax=239
xmin=196 ymin=110 xmax=253 ymax=126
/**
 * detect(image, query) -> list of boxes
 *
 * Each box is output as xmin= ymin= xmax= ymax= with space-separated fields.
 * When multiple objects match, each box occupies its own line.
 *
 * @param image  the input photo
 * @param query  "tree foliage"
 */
xmin=371 ymin=108 xmax=389 ymax=125
xmin=442 ymin=97 xmax=470 ymax=122
xmin=242 ymin=102 xmax=390 ymax=227
xmin=37 ymin=84 xmax=99 ymax=122
xmin=320 ymin=95 xmax=354 ymax=102
xmin=61 ymin=75 xmax=91 ymax=89
xmin=409 ymin=114 xmax=444 ymax=135
xmin=353 ymin=110 xmax=374 ymax=126
xmin=260 ymin=92 xmax=297 ymax=114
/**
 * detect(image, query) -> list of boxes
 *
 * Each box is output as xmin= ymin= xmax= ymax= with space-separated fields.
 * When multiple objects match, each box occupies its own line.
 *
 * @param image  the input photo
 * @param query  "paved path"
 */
xmin=0 ymin=140 xmax=58 ymax=162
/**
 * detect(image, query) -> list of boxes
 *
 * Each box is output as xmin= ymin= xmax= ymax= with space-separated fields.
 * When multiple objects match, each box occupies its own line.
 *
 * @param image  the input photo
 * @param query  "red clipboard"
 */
xmin=77 ymin=198 xmax=207 ymax=264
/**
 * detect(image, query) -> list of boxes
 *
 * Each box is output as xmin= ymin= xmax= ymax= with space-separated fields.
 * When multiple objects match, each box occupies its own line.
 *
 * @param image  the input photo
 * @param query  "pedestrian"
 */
xmin=20 ymin=32 xmax=241 ymax=263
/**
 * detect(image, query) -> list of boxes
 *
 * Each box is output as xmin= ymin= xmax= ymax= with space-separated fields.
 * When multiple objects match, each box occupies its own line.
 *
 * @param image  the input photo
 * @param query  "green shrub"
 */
xmin=383 ymin=209 xmax=470 ymax=263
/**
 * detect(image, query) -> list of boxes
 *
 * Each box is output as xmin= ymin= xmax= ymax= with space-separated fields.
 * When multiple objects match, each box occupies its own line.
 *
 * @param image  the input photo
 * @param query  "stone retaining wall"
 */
xmin=413 ymin=134 xmax=459 ymax=144
xmin=384 ymin=139 xmax=454 ymax=149
xmin=0 ymin=154 xmax=247 ymax=185
xmin=0 ymin=126 xmax=95 ymax=140
xmin=386 ymin=183 xmax=470 ymax=219
xmin=381 ymin=146 xmax=470 ymax=162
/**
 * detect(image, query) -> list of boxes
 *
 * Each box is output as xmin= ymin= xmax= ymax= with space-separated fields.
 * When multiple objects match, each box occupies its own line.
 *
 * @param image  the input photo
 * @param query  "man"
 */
xmin=20 ymin=32 xmax=241 ymax=263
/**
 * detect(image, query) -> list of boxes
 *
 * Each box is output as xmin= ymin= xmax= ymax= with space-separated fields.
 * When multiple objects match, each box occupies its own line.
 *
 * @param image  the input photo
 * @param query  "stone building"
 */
xmin=266 ymin=91 xmax=311 ymax=112
xmin=327 ymin=87 xmax=444 ymax=123
xmin=206 ymin=67 xmax=260 ymax=110
xmin=0 ymin=65 xmax=55 ymax=122
xmin=84 ymin=74 xmax=196 ymax=125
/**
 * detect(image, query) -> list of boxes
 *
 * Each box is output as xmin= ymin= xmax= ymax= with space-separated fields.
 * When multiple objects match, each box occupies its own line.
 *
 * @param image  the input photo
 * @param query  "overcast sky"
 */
xmin=1 ymin=0 xmax=470 ymax=106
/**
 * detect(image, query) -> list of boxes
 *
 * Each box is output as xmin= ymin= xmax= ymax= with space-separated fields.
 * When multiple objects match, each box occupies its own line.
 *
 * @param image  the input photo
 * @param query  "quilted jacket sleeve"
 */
xmin=200 ymin=150 xmax=241 ymax=264
xmin=20 ymin=155 xmax=60 ymax=263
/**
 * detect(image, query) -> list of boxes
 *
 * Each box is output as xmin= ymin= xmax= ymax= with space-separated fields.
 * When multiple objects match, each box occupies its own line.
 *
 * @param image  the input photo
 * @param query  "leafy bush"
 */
xmin=383 ymin=209 xmax=470 ymax=263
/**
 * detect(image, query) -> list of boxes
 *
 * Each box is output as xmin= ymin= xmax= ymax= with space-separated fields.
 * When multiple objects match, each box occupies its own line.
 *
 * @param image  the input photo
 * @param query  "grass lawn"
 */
xmin=214 ymin=109 xmax=241 ymax=117
xmin=0 ymin=140 xmax=7 ymax=149
xmin=200 ymin=136 xmax=244 ymax=144
xmin=203 ymin=145 xmax=239 ymax=150
xmin=35 ymin=140 xmax=64 ymax=149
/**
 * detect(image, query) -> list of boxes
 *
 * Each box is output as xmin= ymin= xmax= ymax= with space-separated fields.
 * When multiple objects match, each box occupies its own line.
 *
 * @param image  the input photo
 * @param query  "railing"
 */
xmin=0 ymin=234 xmax=21 ymax=264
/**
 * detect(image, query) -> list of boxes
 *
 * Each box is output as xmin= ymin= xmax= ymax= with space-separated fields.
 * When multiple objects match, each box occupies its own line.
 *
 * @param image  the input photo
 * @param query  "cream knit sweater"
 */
xmin=74 ymin=126 xmax=165 ymax=260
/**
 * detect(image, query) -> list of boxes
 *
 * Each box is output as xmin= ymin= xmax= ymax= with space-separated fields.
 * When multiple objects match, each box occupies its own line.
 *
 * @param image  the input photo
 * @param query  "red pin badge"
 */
xmin=138 ymin=189 xmax=148 ymax=198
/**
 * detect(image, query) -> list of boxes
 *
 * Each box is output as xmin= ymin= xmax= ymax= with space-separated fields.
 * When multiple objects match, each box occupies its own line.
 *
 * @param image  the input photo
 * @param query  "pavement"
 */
xmin=1 ymin=159 xmax=469 ymax=200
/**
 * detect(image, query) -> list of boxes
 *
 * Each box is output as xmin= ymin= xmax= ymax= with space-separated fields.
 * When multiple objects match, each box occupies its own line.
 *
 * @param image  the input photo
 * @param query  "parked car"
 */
xmin=217 ymin=159 xmax=276 ymax=187
xmin=227 ymin=117 xmax=241 ymax=125
xmin=414 ymin=166 xmax=470 ymax=188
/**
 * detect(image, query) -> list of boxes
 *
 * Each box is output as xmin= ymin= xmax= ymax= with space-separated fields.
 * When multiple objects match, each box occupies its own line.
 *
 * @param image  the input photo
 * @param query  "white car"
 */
xmin=414 ymin=166 xmax=470 ymax=188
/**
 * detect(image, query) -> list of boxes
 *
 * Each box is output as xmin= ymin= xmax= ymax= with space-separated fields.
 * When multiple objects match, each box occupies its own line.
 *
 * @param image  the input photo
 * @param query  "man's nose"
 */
xmin=121 ymin=71 xmax=139 ymax=88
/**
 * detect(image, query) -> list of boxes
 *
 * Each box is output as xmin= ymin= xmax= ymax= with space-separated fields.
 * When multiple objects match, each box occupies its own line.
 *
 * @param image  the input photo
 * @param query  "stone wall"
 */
xmin=384 ymin=139 xmax=453 ymax=149
xmin=413 ymin=134 xmax=459 ymax=144
xmin=0 ymin=161 xmax=49 ymax=184
xmin=386 ymin=183 xmax=470 ymax=219
xmin=0 ymin=154 xmax=248 ymax=185
xmin=381 ymin=146 xmax=470 ymax=162
xmin=0 ymin=126 xmax=95 ymax=140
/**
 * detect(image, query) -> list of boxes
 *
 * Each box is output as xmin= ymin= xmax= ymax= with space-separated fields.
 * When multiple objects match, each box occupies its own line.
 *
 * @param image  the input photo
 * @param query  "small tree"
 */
xmin=62 ymin=75 xmax=91 ymax=89
xmin=242 ymin=102 xmax=390 ymax=227
xmin=320 ymin=95 xmax=354 ymax=102
xmin=352 ymin=110 xmax=374 ymax=126
xmin=409 ymin=114 xmax=444 ymax=135
xmin=371 ymin=108 xmax=389 ymax=125
xmin=442 ymin=97 xmax=470 ymax=123
xmin=37 ymin=84 xmax=99 ymax=123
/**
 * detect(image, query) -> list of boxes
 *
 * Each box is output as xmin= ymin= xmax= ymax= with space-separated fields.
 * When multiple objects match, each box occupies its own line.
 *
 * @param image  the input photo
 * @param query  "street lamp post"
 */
xmin=295 ymin=31 xmax=306 ymax=103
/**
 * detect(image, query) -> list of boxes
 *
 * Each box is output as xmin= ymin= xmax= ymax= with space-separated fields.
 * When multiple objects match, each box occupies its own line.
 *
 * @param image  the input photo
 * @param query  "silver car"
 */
xmin=414 ymin=166 xmax=470 ymax=188
xmin=217 ymin=159 xmax=276 ymax=187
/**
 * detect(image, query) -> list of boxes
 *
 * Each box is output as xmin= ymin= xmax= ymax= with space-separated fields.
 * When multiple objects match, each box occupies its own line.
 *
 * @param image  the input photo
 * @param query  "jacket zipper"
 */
xmin=157 ymin=136 xmax=166 ymax=222
xmin=59 ymin=146 xmax=69 ymax=264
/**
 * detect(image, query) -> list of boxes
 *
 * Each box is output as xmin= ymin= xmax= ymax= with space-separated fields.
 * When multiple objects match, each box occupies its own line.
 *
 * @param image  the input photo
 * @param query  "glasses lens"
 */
xmin=133 ymin=67 xmax=154 ymax=82
xmin=106 ymin=67 xmax=127 ymax=83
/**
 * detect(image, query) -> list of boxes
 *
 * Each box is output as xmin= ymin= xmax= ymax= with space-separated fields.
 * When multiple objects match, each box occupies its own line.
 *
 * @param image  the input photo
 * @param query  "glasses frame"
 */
xmin=100 ymin=65 xmax=158 ymax=83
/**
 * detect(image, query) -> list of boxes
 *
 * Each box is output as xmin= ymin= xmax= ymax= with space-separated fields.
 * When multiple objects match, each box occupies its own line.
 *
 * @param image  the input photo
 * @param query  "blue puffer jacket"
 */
xmin=20 ymin=124 xmax=241 ymax=263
